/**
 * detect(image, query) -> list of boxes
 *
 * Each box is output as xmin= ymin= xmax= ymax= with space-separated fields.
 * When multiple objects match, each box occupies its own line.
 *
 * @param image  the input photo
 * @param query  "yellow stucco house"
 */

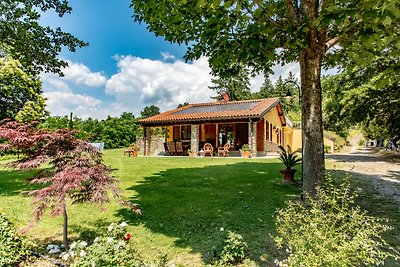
xmin=139 ymin=98 xmax=302 ymax=157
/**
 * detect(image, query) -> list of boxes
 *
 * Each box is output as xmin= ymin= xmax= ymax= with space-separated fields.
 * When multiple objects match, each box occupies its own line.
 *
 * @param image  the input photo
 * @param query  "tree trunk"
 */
xmin=299 ymin=49 xmax=325 ymax=198
xmin=63 ymin=205 xmax=68 ymax=250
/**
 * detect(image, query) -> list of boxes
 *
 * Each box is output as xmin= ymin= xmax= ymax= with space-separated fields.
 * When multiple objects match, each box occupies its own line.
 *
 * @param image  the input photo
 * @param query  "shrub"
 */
xmin=278 ymin=145 xmax=302 ymax=170
xmin=0 ymin=213 xmax=31 ymax=266
xmin=214 ymin=231 xmax=247 ymax=266
xmin=274 ymin=177 xmax=400 ymax=267
xmin=64 ymin=222 xmax=168 ymax=267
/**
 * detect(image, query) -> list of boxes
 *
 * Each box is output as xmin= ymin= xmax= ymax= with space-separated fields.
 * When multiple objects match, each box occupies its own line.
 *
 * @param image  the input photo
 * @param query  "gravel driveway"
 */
xmin=326 ymin=147 xmax=400 ymax=206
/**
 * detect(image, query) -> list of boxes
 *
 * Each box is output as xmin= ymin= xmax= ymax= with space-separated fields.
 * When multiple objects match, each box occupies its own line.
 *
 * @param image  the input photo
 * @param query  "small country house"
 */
xmin=139 ymin=98 xmax=300 ymax=157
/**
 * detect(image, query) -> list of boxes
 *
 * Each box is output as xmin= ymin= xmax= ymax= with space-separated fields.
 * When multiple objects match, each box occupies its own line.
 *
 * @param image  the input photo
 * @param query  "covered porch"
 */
xmin=139 ymin=98 xmax=291 ymax=157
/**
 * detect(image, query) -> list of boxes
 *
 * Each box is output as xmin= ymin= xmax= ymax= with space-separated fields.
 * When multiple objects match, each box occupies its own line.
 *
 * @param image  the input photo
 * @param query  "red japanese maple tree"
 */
xmin=0 ymin=119 xmax=139 ymax=249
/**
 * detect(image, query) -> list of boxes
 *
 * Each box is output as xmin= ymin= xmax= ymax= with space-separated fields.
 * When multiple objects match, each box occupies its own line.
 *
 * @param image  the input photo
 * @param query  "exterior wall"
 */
xmin=291 ymin=128 xmax=336 ymax=153
xmin=138 ymin=134 xmax=165 ymax=156
xmin=166 ymin=126 xmax=173 ymax=142
xmin=324 ymin=138 xmax=335 ymax=153
xmin=263 ymin=107 xmax=283 ymax=144
xmin=292 ymin=128 xmax=302 ymax=151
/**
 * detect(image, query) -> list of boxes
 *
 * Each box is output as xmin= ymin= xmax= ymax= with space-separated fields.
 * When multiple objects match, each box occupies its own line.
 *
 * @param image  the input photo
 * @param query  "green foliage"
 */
xmin=0 ymin=213 xmax=31 ymax=266
xmin=141 ymin=105 xmax=160 ymax=118
xmin=274 ymin=177 xmax=400 ymax=267
xmin=39 ymin=112 xmax=139 ymax=149
xmin=0 ymin=0 xmax=87 ymax=75
xmin=278 ymin=145 xmax=301 ymax=170
xmin=239 ymin=144 xmax=251 ymax=152
xmin=0 ymin=57 xmax=46 ymax=121
xmin=214 ymin=231 xmax=248 ymax=266
xmin=66 ymin=222 xmax=168 ymax=267
xmin=322 ymin=56 xmax=400 ymax=140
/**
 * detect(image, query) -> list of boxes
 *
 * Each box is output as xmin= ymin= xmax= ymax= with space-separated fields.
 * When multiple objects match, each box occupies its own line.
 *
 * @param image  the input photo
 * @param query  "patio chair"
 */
xmin=163 ymin=142 xmax=171 ymax=156
xmin=203 ymin=143 xmax=214 ymax=157
xmin=167 ymin=142 xmax=176 ymax=156
xmin=218 ymin=143 xmax=230 ymax=157
xmin=175 ymin=141 xmax=184 ymax=155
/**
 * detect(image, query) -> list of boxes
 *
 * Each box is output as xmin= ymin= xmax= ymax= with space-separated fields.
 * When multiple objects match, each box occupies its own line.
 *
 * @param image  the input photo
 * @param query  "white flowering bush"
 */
xmin=62 ymin=221 xmax=144 ymax=267
xmin=274 ymin=177 xmax=400 ymax=267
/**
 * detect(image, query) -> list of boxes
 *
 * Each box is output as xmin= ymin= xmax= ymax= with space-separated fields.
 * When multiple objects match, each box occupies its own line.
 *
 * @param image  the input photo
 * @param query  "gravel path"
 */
xmin=326 ymin=147 xmax=400 ymax=205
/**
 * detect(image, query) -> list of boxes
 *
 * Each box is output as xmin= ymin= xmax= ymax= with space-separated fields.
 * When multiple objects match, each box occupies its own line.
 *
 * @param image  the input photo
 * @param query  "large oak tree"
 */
xmin=131 ymin=0 xmax=400 ymax=197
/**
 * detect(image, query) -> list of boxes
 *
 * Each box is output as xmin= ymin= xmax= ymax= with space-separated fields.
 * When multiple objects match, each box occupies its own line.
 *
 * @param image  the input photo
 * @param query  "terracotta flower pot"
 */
xmin=242 ymin=151 xmax=251 ymax=158
xmin=131 ymin=151 xmax=138 ymax=157
xmin=280 ymin=169 xmax=297 ymax=183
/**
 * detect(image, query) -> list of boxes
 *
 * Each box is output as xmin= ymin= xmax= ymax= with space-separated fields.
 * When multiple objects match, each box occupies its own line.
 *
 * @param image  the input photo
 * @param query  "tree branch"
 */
xmin=285 ymin=0 xmax=300 ymax=25
xmin=325 ymin=36 xmax=340 ymax=51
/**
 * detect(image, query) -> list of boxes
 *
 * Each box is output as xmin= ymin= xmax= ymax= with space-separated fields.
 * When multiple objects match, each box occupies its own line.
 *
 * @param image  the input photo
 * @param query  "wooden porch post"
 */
xmin=191 ymin=124 xmax=200 ymax=157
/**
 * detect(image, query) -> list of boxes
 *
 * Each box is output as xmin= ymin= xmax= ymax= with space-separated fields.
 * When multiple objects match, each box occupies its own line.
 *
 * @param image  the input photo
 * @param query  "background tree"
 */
xmin=177 ymin=102 xmax=189 ymax=108
xmin=0 ymin=120 xmax=140 ymax=249
xmin=0 ymin=0 xmax=87 ymax=75
xmin=0 ymin=57 xmax=46 ymax=121
xmin=131 ymin=0 xmax=399 ymax=197
xmin=39 ymin=113 xmax=139 ymax=149
xmin=209 ymin=66 xmax=252 ymax=100
xmin=322 ymin=57 xmax=400 ymax=140
xmin=141 ymin=105 xmax=160 ymax=118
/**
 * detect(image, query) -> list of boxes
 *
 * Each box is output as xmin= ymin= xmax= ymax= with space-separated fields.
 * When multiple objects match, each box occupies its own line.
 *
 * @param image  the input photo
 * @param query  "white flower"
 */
xmin=91 ymin=261 xmax=96 ymax=267
xmin=107 ymin=223 xmax=114 ymax=232
xmin=62 ymin=253 xmax=70 ymax=261
xmin=107 ymin=237 xmax=114 ymax=243
xmin=119 ymin=221 xmax=128 ymax=228
xmin=116 ymin=240 xmax=126 ymax=249
xmin=220 ymin=227 xmax=224 ymax=232
xmin=70 ymin=241 xmax=77 ymax=250
xmin=79 ymin=241 xmax=88 ymax=248
xmin=70 ymin=251 xmax=75 ymax=258
xmin=80 ymin=250 xmax=86 ymax=258
xmin=94 ymin=237 xmax=99 ymax=243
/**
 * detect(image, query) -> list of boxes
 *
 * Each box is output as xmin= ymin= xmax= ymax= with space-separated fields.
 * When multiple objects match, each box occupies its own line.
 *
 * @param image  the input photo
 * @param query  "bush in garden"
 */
xmin=274 ymin=177 xmax=400 ymax=267
xmin=214 ymin=231 xmax=247 ymax=266
xmin=0 ymin=213 xmax=31 ymax=266
xmin=63 ymin=222 xmax=168 ymax=267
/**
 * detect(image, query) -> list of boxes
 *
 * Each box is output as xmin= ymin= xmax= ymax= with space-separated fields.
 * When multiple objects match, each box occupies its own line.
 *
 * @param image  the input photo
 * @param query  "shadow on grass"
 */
xmin=116 ymin=162 xmax=301 ymax=265
xmin=0 ymin=169 xmax=40 ymax=196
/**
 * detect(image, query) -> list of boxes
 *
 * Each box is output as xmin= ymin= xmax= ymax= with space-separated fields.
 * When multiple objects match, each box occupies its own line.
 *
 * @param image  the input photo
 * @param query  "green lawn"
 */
xmin=0 ymin=149 xmax=301 ymax=266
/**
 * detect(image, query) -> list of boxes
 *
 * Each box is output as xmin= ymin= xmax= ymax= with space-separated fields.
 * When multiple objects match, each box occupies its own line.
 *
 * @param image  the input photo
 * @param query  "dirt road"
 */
xmin=326 ymin=147 xmax=400 ymax=205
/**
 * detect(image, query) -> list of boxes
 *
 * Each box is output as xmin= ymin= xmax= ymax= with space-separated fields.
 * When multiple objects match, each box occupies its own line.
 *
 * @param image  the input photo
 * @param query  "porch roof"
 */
xmin=139 ymin=98 xmax=286 ymax=126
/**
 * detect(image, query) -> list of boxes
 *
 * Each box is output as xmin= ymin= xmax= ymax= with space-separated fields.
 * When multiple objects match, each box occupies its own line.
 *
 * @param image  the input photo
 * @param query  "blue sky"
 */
xmin=40 ymin=0 xmax=301 ymax=119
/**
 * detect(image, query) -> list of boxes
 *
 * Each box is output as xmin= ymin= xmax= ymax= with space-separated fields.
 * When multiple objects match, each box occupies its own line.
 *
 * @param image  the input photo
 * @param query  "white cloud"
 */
xmin=44 ymin=91 xmax=103 ymax=119
xmin=105 ymin=56 xmax=214 ymax=114
xmin=63 ymin=61 xmax=107 ymax=87
xmin=161 ymin=52 xmax=176 ymax=61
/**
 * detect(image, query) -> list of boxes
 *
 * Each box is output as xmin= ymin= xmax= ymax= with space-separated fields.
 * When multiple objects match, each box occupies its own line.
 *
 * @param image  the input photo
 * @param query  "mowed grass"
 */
xmin=0 ymin=149 xmax=300 ymax=266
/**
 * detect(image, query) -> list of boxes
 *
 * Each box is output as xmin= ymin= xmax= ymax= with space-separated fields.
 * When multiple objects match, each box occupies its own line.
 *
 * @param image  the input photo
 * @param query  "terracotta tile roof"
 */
xmin=139 ymin=98 xmax=283 ymax=125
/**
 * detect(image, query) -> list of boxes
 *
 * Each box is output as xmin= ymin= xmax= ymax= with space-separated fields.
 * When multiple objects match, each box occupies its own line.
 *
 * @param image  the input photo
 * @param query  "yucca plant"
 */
xmin=278 ymin=145 xmax=302 ymax=170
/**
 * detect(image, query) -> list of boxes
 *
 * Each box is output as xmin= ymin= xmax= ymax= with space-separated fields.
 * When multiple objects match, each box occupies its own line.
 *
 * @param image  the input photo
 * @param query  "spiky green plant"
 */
xmin=278 ymin=145 xmax=302 ymax=170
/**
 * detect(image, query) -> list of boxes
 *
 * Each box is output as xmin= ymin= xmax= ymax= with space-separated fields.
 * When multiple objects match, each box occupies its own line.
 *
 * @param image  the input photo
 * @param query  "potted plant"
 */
xmin=240 ymin=144 xmax=251 ymax=158
xmin=278 ymin=145 xmax=302 ymax=183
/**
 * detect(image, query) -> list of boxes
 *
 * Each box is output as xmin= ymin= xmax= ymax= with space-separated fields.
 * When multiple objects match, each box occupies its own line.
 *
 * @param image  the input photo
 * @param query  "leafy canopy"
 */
xmin=0 ymin=0 xmax=87 ymax=75
xmin=0 ymin=57 xmax=46 ymax=121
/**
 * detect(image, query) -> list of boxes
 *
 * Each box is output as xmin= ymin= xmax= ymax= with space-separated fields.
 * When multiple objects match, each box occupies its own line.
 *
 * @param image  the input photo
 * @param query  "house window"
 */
xmin=180 ymin=125 xmax=191 ymax=140
xmin=265 ymin=120 xmax=270 ymax=141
